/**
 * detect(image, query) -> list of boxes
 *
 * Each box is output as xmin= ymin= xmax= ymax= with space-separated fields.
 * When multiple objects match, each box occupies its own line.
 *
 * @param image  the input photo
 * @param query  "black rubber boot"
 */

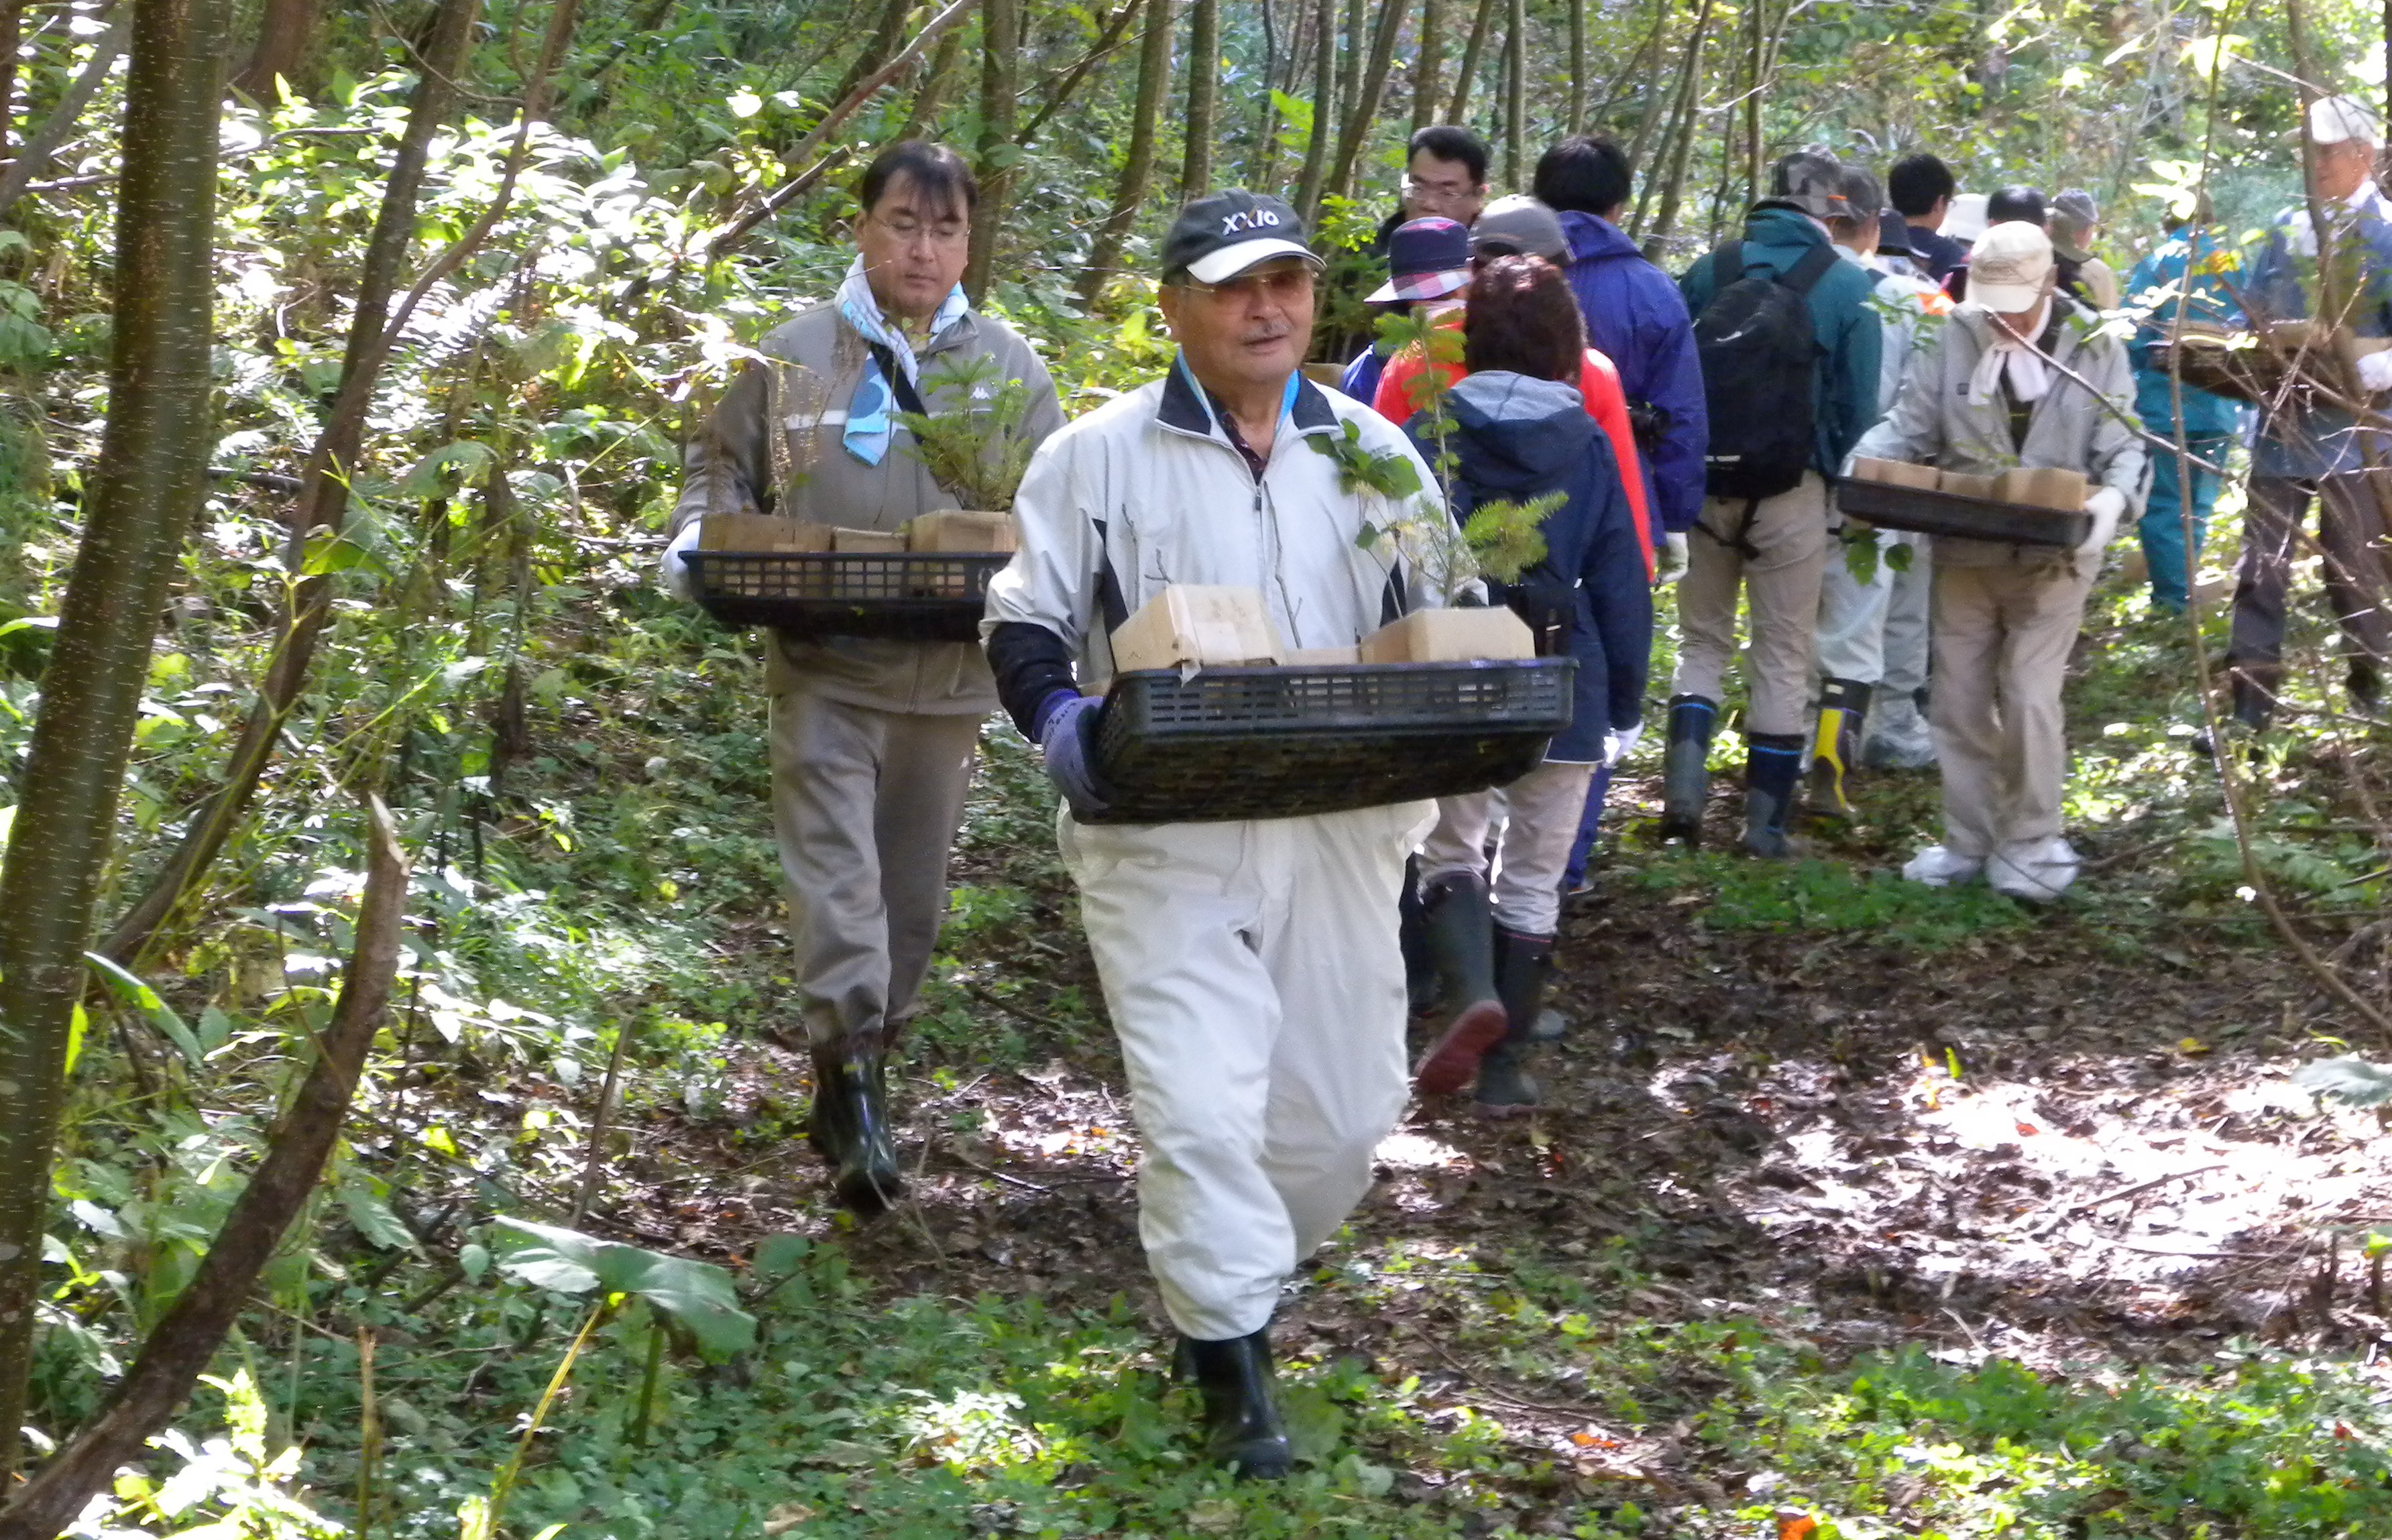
xmin=1412 ymin=874 xmax=1507 ymax=1095
xmin=1475 ymin=927 xmax=1554 ymax=1117
xmin=1805 ymin=677 xmax=1872 ymax=819
xmin=1740 ymin=732 xmax=1806 ymax=858
xmin=1398 ymin=857 xmax=1436 ymax=1012
xmin=807 ymin=1053 xmax=903 ymax=1218
xmin=1173 ymin=1329 xmax=1292 ymax=1480
xmin=1658 ymin=695 xmax=1717 ymax=847
xmin=2228 ymin=666 xmax=2275 ymax=732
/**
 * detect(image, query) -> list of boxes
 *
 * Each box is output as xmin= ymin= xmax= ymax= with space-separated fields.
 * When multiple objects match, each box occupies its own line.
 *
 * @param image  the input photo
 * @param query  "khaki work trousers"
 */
xmin=1929 ymin=556 xmax=2095 ymax=858
xmin=1417 ymin=758 xmax=1598 ymax=937
xmin=770 ymin=688 xmax=981 ymax=1053
xmin=1672 ymin=473 xmax=1831 ymax=737
xmin=2228 ymin=473 xmax=2392 ymax=703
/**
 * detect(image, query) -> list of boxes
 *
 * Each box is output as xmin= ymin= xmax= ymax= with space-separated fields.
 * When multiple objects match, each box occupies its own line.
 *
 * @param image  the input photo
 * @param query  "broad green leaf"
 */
xmin=754 ymin=1233 xmax=811 ymax=1279
xmin=493 ymin=1217 xmax=756 ymax=1356
xmin=2293 ymin=1056 xmax=2392 ymax=1107
xmin=84 ymin=952 xmax=205 ymax=1066
xmin=340 ymin=1175 xmax=420 ymax=1252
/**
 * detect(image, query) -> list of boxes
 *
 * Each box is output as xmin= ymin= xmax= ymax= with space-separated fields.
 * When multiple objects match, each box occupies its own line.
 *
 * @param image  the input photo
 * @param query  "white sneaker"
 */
xmin=1902 ymin=845 xmax=1983 ymax=886
xmin=1987 ymin=837 xmax=2080 ymax=902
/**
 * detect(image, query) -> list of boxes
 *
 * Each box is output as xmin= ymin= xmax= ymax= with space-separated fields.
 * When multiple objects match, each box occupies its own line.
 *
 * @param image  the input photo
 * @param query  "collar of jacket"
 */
xmin=1558 ymin=208 xmax=1639 ymax=263
xmin=1951 ymin=296 xmax=2088 ymax=359
xmin=839 ymin=303 xmax=980 ymax=364
xmin=1155 ymin=354 xmax=1341 ymax=451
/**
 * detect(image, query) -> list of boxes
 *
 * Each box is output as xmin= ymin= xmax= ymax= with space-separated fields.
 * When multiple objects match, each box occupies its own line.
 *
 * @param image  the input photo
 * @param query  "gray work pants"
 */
xmin=2228 ymin=473 xmax=2392 ymax=701
xmin=770 ymin=688 xmax=981 ymax=1053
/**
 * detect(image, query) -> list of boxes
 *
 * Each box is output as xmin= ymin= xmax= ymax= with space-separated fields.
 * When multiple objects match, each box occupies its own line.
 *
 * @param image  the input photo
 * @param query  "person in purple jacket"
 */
xmin=1534 ymin=134 xmax=1707 ymax=900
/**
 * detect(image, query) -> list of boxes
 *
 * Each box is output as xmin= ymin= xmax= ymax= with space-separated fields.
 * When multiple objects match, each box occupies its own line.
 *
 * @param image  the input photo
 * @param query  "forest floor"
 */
xmin=119 ymin=540 xmax=2392 ymax=1540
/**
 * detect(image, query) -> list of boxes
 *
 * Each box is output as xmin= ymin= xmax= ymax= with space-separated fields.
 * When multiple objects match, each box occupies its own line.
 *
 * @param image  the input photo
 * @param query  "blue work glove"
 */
xmin=1034 ymin=691 xmax=1112 ymax=816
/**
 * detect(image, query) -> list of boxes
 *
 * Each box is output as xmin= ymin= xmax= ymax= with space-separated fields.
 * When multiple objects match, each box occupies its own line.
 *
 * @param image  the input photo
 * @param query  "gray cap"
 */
xmin=2051 ymin=188 xmax=2098 ymax=261
xmin=1470 ymin=194 xmax=1568 ymax=260
xmin=1836 ymin=167 xmax=1884 ymax=224
xmin=1768 ymin=150 xmax=1853 ymax=221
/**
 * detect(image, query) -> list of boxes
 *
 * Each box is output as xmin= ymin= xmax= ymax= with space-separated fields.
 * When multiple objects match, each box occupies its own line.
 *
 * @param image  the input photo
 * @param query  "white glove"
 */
xmin=1657 ymin=531 xmax=1690 ymax=585
xmin=659 ymin=521 xmax=701 ymax=601
xmin=1603 ymin=722 xmax=1644 ymax=767
xmin=2077 ymin=486 xmax=2127 ymax=555
xmin=2360 ymin=349 xmax=2392 ymax=394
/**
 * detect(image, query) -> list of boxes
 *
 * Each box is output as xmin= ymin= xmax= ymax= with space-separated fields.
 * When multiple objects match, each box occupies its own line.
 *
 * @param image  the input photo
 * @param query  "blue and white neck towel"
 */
xmin=835 ymin=257 xmax=970 ymax=466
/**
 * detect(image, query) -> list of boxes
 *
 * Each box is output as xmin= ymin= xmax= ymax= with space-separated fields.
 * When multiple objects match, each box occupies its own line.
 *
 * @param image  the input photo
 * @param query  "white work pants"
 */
xmin=1060 ymin=801 xmax=1431 ymax=1341
xmin=1416 ymin=759 xmax=1597 ymax=936
xmin=1815 ymin=529 xmax=1924 ymax=683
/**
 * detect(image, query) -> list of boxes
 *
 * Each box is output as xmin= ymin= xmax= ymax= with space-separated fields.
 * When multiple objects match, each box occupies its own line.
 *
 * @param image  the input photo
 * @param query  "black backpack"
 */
xmin=1691 ymin=240 xmax=1839 ymax=501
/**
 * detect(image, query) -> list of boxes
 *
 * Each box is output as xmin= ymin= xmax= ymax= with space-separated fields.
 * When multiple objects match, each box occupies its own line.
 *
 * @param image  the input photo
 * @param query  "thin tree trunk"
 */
xmin=230 ymin=0 xmax=318 ymax=98
xmin=1079 ymin=0 xmax=1175 ymax=306
xmin=1412 ymin=0 xmax=1442 ymax=130
xmin=1622 ymin=6 xmax=1675 ymax=190
xmin=1019 ymin=0 xmax=1145 ymax=151
xmin=1502 ymin=0 xmax=1523 ymax=186
xmin=1252 ymin=0 xmax=1281 ymax=187
xmin=1291 ymin=0 xmax=1334 ymax=219
xmin=966 ymin=0 xmax=1020 ymax=302
xmin=1180 ymin=0 xmax=1217 ymax=197
xmin=1587 ymin=0 xmax=1668 ymax=127
xmin=0 ymin=9 xmax=131 ymax=223
xmin=1639 ymin=0 xmax=1711 ymax=248
xmin=1443 ymin=0 xmax=1495 ymax=125
xmin=1336 ymin=0 xmax=1362 ymax=141
xmin=1326 ymin=0 xmax=1405 ymax=200
xmin=828 ymin=0 xmax=912 ymax=109
xmin=0 ymin=801 xmax=408 ymax=1537
xmin=94 ymin=0 xmax=494 ymax=968
xmin=1743 ymin=0 xmax=1764 ymax=204
xmin=1567 ymin=0 xmax=1585 ymax=131
xmin=896 ymin=22 xmax=966 ymax=142
xmin=1630 ymin=0 xmax=1706 ymax=235
xmin=0 ymin=0 xmax=229 ymax=1480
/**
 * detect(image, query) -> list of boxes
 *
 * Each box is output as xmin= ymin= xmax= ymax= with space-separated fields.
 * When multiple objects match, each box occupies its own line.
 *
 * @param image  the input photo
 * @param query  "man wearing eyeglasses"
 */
xmin=984 ymin=191 xmax=1440 ymax=1482
xmin=663 ymin=142 xmax=1064 ymax=1218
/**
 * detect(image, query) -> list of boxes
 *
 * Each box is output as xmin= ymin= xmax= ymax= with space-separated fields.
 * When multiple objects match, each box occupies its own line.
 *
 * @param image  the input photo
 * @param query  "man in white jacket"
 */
xmin=1847 ymin=221 xmax=2145 ymax=900
xmin=981 ymin=192 xmax=1439 ymax=1480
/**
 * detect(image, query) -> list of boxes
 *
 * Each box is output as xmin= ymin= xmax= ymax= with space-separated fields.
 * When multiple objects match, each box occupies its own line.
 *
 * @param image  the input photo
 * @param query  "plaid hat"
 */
xmin=2308 ymin=94 xmax=2384 ymax=149
xmin=1470 ymin=195 xmax=1568 ymax=261
xmin=1161 ymin=190 xmax=1320 ymax=284
xmin=1969 ymin=220 xmax=2055 ymax=312
xmin=1366 ymin=217 xmax=1473 ymax=303
xmin=1768 ymin=151 xmax=1853 ymax=221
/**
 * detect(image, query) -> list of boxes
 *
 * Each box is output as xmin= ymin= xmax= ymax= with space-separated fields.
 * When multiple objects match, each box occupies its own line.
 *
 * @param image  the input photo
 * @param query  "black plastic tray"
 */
xmin=685 ymin=550 xmax=1009 ymax=640
xmin=1084 ymin=658 xmax=1576 ymax=825
xmin=1837 ymin=478 xmax=2091 ymax=548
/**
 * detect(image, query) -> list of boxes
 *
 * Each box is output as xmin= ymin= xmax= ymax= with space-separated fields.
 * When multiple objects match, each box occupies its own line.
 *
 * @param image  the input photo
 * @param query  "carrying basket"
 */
xmin=683 ymin=550 xmax=1009 ymax=640
xmin=1084 ymin=658 xmax=1576 ymax=825
xmin=2145 ymin=324 xmax=2285 ymax=406
xmin=1836 ymin=478 xmax=2092 ymax=549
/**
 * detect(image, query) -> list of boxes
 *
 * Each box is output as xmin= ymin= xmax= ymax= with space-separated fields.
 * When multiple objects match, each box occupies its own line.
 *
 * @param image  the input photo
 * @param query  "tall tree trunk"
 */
xmin=1502 ymin=0 xmax=1523 ymax=186
xmin=827 ymin=0 xmax=912 ymax=113
xmin=966 ymin=0 xmax=1020 ymax=302
xmin=1019 ymin=0 xmax=1146 ymax=151
xmin=1443 ymin=0 xmax=1495 ymax=125
xmin=1622 ymin=7 xmax=1675 ymax=188
xmin=1567 ymin=0 xmax=1585 ymax=131
xmin=1251 ymin=0 xmax=1281 ymax=187
xmin=1181 ymin=0 xmax=1218 ymax=197
xmin=1640 ymin=0 xmax=1712 ymax=252
xmin=96 ymin=0 xmax=486 ymax=966
xmin=1411 ymin=0 xmax=1442 ymax=129
xmin=1078 ymin=0 xmax=1175 ymax=307
xmin=230 ymin=0 xmax=318 ymax=98
xmin=1291 ymin=0 xmax=1334 ymax=219
xmin=1327 ymin=0 xmax=1406 ymax=200
xmin=1630 ymin=0 xmax=1706 ymax=235
xmin=896 ymin=22 xmax=966 ymax=143
xmin=1336 ymin=0 xmax=1363 ymax=142
xmin=0 ymin=0 xmax=229 ymax=1480
xmin=1743 ymin=0 xmax=1764 ymax=204
xmin=0 ymin=0 xmax=23 ymax=160
xmin=0 ymin=800 xmax=408 ymax=1538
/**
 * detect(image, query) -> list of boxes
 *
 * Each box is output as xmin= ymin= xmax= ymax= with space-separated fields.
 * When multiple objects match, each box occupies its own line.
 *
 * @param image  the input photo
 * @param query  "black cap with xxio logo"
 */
xmin=1159 ymin=190 xmax=1322 ymax=285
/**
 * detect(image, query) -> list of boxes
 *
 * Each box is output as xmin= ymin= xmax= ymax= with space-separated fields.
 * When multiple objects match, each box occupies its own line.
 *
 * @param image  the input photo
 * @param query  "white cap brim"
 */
xmin=1972 ymin=279 xmax=2045 ymax=313
xmin=1184 ymin=237 xmax=1321 ymax=284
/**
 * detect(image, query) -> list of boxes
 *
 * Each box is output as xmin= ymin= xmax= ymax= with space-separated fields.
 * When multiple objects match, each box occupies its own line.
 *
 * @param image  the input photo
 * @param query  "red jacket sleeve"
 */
xmin=1579 ymin=349 xmax=1656 ymax=577
xmin=1371 ymin=352 xmax=1420 ymax=425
